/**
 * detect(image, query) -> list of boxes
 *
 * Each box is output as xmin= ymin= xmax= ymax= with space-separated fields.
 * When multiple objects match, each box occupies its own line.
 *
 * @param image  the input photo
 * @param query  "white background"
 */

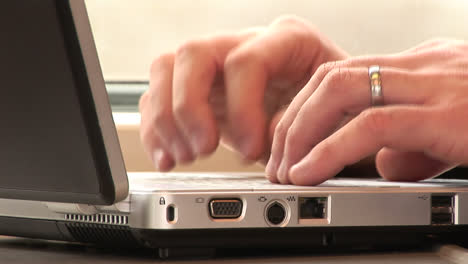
xmin=85 ymin=0 xmax=468 ymax=81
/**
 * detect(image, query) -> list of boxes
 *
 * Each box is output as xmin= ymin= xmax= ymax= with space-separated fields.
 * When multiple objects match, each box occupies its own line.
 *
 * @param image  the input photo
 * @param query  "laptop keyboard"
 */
xmin=126 ymin=172 xmax=468 ymax=192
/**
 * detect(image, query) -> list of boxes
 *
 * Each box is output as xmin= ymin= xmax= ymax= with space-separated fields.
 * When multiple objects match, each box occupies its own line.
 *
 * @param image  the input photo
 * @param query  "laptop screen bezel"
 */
xmin=0 ymin=0 xmax=129 ymax=205
xmin=65 ymin=0 xmax=129 ymax=204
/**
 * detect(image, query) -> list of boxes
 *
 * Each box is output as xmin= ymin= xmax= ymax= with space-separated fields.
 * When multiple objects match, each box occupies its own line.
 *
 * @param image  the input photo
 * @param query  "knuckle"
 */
xmin=322 ymin=67 xmax=351 ymax=93
xmin=359 ymin=108 xmax=390 ymax=135
xmin=172 ymin=99 xmax=193 ymax=122
xmin=138 ymin=91 xmax=150 ymax=112
xmin=272 ymin=15 xmax=312 ymax=41
xmin=272 ymin=15 xmax=320 ymax=45
xmin=274 ymin=120 xmax=289 ymax=141
xmin=285 ymin=26 xmax=311 ymax=45
xmin=152 ymin=109 xmax=173 ymax=128
xmin=317 ymin=61 xmax=337 ymax=76
xmin=175 ymin=39 xmax=208 ymax=60
xmin=151 ymin=111 xmax=180 ymax=144
xmin=423 ymin=38 xmax=452 ymax=47
xmin=316 ymin=61 xmax=349 ymax=80
xmin=346 ymin=55 xmax=383 ymax=67
xmin=408 ymin=39 xmax=450 ymax=53
xmin=150 ymin=53 xmax=174 ymax=74
xmin=224 ymin=48 xmax=259 ymax=71
xmin=272 ymin=15 xmax=306 ymax=28
xmin=172 ymin=93 xmax=197 ymax=123
xmin=315 ymin=141 xmax=333 ymax=158
xmin=419 ymin=39 xmax=444 ymax=48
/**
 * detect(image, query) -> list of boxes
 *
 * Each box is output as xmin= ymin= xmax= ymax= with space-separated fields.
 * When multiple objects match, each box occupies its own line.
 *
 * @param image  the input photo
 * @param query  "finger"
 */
xmin=269 ymin=106 xmax=352 ymax=182
xmin=289 ymin=105 xmax=439 ymax=185
xmin=277 ymin=67 xmax=438 ymax=184
xmin=223 ymin=19 xmax=339 ymax=160
xmin=267 ymin=57 xmax=396 ymax=182
xmin=172 ymin=31 xmax=259 ymax=156
xmin=266 ymin=50 xmax=448 ymax=182
xmin=146 ymin=136 xmax=175 ymax=172
xmin=266 ymin=63 xmax=334 ymax=182
xmin=255 ymin=106 xmax=288 ymax=163
xmin=263 ymin=107 xmax=288 ymax=183
xmin=376 ymin=148 xmax=454 ymax=181
xmin=148 ymin=53 xmax=194 ymax=164
xmin=139 ymin=92 xmax=175 ymax=171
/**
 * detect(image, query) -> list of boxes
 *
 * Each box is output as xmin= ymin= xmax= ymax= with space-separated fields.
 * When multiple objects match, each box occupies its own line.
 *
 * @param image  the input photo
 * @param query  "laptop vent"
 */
xmin=65 ymin=223 xmax=140 ymax=247
xmin=65 ymin=213 xmax=128 ymax=225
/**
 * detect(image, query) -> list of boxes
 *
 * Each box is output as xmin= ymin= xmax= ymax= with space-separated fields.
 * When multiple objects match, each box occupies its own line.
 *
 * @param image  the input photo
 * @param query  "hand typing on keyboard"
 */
xmin=139 ymin=16 xmax=347 ymax=173
xmin=139 ymin=15 xmax=468 ymax=186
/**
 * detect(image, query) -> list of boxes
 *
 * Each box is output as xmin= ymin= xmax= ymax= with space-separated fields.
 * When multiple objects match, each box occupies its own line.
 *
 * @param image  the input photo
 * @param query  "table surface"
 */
xmin=1 ymin=236 xmax=468 ymax=264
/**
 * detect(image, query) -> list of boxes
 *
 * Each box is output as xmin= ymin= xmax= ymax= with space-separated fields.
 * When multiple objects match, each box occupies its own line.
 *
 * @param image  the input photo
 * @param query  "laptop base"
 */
xmin=2 ymin=215 xmax=468 ymax=259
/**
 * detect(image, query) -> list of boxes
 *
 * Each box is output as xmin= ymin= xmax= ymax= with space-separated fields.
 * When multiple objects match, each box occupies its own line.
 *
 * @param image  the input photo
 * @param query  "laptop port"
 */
xmin=432 ymin=213 xmax=453 ymax=225
xmin=209 ymin=199 xmax=243 ymax=219
xmin=266 ymin=201 xmax=287 ymax=225
xmin=431 ymin=195 xmax=454 ymax=225
xmin=432 ymin=196 xmax=453 ymax=208
xmin=299 ymin=197 xmax=327 ymax=219
xmin=167 ymin=205 xmax=176 ymax=223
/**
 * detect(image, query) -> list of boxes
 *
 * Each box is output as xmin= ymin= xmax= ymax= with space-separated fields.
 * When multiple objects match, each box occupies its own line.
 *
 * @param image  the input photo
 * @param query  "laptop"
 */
xmin=1 ymin=0 xmax=468 ymax=259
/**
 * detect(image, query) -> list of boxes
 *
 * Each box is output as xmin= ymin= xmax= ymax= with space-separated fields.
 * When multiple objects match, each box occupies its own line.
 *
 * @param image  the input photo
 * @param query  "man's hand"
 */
xmin=139 ymin=16 xmax=348 ymax=171
xmin=266 ymin=39 xmax=468 ymax=185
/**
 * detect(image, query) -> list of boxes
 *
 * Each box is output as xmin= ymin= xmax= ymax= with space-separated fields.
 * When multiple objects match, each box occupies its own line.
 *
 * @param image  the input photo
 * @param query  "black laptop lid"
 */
xmin=0 ymin=0 xmax=128 ymax=205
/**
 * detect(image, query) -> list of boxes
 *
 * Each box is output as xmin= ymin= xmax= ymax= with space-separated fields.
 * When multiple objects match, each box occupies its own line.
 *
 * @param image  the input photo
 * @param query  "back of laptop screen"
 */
xmin=0 ymin=0 xmax=116 ymax=204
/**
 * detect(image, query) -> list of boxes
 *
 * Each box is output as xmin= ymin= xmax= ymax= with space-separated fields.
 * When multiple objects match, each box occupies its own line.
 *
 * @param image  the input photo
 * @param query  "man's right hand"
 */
xmin=139 ymin=15 xmax=348 ymax=172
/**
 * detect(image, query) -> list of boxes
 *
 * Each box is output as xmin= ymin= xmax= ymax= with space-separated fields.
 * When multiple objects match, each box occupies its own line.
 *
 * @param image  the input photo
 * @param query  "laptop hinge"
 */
xmin=44 ymin=198 xmax=130 ymax=215
xmin=44 ymin=202 xmax=98 ymax=215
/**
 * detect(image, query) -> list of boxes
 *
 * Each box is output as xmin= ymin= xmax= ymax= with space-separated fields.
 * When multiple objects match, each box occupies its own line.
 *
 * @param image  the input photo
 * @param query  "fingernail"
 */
xmin=277 ymin=161 xmax=289 ymax=184
xmin=172 ymin=141 xmax=193 ymax=163
xmin=289 ymin=164 xmax=301 ymax=184
xmin=152 ymin=149 xmax=164 ymax=170
xmin=171 ymin=143 xmax=183 ymax=162
xmin=190 ymin=128 xmax=205 ymax=155
xmin=267 ymin=174 xmax=280 ymax=183
xmin=239 ymin=136 xmax=259 ymax=160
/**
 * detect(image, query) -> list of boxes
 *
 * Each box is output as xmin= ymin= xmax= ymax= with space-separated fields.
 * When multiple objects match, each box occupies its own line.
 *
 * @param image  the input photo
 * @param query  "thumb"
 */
xmin=376 ymin=148 xmax=454 ymax=181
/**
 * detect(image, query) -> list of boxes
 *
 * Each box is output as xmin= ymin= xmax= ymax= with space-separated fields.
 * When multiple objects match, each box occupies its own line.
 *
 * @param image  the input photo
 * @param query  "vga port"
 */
xmin=209 ymin=199 xmax=243 ymax=219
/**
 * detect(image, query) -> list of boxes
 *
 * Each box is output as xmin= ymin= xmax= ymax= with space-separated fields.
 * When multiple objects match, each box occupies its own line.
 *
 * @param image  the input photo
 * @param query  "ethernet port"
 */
xmin=299 ymin=197 xmax=327 ymax=219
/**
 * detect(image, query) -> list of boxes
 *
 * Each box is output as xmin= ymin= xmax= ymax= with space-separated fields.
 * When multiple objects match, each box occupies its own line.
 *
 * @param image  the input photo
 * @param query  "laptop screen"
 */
xmin=0 ymin=0 xmax=126 ymax=204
